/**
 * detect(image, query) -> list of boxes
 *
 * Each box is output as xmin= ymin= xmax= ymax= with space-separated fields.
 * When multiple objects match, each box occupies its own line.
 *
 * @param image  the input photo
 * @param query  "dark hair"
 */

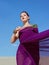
xmin=20 ymin=11 xmax=29 ymax=17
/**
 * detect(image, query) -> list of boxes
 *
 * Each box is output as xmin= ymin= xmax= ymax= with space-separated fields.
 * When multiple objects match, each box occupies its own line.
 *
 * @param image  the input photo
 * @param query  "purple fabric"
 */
xmin=16 ymin=26 xmax=49 ymax=65
xmin=16 ymin=27 xmax=39 ymax=65
xmin=21 ymin=29 xmax=49 ymax=44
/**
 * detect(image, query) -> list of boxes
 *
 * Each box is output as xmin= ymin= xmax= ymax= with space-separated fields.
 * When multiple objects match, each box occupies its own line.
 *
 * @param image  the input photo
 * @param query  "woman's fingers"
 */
xmin=13 ymin=30 xmax=17 ymax=34
xmin=13 ymin=26 xmax=21 ymax=34
xmin=16 ymin=26 xmax=21 ymax=31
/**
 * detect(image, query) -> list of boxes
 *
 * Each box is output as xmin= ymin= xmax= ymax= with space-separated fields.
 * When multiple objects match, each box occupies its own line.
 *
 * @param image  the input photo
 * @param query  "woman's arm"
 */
xmin=10 ymin=26 xmax=21 ymax=43
xmin=10 ymin=31 xmax=19 ymax=43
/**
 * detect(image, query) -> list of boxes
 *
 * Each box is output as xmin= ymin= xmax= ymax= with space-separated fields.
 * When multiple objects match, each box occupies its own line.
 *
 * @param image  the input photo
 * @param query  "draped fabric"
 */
xmin=40 ymin=37 xmax=49 ymax=52
xmin=16 ymin=26 xmax=49 ymax=65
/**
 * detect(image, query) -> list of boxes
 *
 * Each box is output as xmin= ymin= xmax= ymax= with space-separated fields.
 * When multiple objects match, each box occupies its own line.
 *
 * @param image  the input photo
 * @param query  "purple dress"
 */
xmin=16 ymin=26 xmax=49 ymax=65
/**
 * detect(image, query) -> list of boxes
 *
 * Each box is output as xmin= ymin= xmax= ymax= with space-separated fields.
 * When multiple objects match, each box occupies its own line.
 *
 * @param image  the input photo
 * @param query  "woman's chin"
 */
xmin=22 ymin=20 xmax=27 ymax=23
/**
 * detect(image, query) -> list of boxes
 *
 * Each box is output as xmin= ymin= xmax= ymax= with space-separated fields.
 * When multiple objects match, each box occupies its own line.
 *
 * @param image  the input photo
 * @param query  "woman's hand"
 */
xmin=13 ymin=26 xmax=21 ymax=34
xmin=10 ymin=26 xmax=21 ymax=43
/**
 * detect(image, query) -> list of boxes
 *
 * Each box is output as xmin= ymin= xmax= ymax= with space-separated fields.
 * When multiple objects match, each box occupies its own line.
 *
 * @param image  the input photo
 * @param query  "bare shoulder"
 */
xmin=19 ymin=24 xmax=38 ymax=30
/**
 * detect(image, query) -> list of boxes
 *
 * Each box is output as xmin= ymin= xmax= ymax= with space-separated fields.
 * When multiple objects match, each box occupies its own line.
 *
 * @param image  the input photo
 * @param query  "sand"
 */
xmin=0 ymin=56 xmax=49 ymax=65
xmin=0 ymin=56 xmax=16 ymax=65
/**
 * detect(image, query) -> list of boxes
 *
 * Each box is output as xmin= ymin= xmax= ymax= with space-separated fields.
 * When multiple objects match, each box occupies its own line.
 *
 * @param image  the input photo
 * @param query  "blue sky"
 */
xmin=0 ymin=0 xmax=49 ymax=56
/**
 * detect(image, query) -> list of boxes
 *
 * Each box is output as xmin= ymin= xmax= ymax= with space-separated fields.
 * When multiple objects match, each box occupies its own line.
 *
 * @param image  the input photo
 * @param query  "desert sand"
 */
xmin=0 ymin=56 xmax=49 ymax=65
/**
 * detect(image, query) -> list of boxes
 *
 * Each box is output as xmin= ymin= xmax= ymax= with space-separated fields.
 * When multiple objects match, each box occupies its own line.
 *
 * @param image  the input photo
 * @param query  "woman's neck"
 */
xmin=20 ymin=21 xmax=32 ymax=30
xmin=23 ymin=21 xmax=30 ymax=27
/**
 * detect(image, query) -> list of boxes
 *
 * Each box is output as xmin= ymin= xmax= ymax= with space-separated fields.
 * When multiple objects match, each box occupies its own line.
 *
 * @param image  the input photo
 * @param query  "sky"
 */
xmin=0 ymin=0 xmax=49 ymax=56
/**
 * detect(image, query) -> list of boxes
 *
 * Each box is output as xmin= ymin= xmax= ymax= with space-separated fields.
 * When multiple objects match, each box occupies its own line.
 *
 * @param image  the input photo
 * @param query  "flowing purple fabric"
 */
xmin=16 ymin=26 xmax=49 ymax=65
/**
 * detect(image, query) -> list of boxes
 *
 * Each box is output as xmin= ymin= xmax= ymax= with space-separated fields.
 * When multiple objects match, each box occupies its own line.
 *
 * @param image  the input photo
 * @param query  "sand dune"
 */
xmin=0 ymin=56 xmax=49 ymax=65
xmin=0 ymin=57 xmax=16 ymax=65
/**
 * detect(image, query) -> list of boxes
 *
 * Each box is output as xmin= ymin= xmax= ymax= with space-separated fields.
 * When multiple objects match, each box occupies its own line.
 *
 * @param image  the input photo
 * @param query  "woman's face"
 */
xmin=20 ymin=12 xmax=29 ymax=23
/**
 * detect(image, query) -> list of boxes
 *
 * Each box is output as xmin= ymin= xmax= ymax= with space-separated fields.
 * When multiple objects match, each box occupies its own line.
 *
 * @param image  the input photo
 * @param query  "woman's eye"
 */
xmin=24 ymin=15 xmax=26 ymax=16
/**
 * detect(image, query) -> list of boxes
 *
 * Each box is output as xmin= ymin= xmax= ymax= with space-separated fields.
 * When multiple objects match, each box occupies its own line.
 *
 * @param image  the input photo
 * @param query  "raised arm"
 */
xmin=10 ymin=26 xmax=21 ymax=43
xmin=10 ymin=31 xmax=19 ymax=43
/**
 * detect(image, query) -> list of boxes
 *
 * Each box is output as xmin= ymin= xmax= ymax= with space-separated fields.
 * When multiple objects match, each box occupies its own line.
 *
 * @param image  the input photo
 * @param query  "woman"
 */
xmin=10 ymin=11 xmax=49 ymax=65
